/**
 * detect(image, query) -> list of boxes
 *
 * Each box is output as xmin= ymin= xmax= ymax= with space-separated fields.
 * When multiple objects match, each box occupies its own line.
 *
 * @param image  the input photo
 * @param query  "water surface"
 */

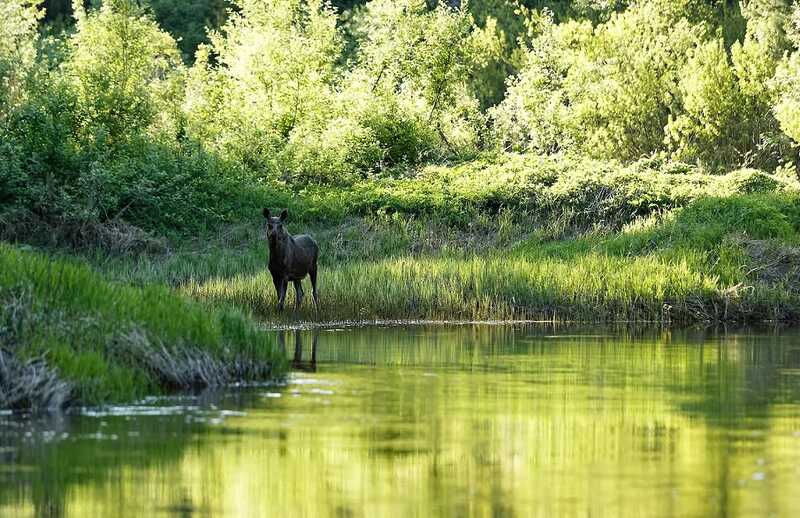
xmin=2 ymin=325 xmax=800 ymax=517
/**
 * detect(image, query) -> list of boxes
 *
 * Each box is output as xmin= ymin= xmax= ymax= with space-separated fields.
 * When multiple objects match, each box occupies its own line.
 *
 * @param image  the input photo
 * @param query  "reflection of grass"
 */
xmin=0 ymin=244 xmax=286 ymax=407
xmin=6 ymin=328 xmax=798 ymax=518
xmin=0 ymin=408 xmax=218 ymax=516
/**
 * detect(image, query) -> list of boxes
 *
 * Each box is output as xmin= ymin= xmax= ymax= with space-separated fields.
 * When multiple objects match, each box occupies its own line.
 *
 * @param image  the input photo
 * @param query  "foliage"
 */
xmin=67 ymin=0 xmax=185 ymax=143
xmin=774 ymin=5 xmax=800 ymax=155
xmin=492 ymin=3 xmax=705 ymax=160
xmin=5 ymin=0 xmax=800 ymax=244
xmin=665 ymin=35 xmax=789 ymax=170
xmin=491 ymin=0 xmax=797 ymax=170
xmin=0 ymin=1 xmax=43 ymax=115
xmin=148 ymin=0 xmax=228 ymax=62
xmin=0 ymin=0 xmax=270 ymax=242
xmin=184 ymin=0 xmax=346 ymax=182
xmin=185 ymin=0 xmax=501 ymax=184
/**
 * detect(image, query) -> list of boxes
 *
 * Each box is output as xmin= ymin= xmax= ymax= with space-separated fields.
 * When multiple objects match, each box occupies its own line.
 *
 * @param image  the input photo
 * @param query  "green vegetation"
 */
xmin=84 ymin=161 xmax=800 ymax=324
xmin=178 ymin=190 xmax=800 ymax=325
xmin=0 ymin=244 xmax=286 ymax=408
xmin=4 ymin=0 xmax=800 ymax=406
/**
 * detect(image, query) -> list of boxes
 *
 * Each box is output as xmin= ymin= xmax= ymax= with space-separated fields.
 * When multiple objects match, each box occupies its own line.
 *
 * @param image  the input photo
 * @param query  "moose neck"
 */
xmin=269 ymin=236 xmax=292 ymax=262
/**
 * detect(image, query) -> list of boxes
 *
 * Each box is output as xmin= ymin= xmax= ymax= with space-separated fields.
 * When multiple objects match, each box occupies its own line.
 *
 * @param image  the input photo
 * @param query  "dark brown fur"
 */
xmin=263 ymin=208 xmax=319 ymax=311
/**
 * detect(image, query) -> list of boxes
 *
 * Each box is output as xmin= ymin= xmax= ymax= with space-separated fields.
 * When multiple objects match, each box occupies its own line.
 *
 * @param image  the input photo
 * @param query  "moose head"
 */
xmin=263 ymin=208 xmax=289 ymax=247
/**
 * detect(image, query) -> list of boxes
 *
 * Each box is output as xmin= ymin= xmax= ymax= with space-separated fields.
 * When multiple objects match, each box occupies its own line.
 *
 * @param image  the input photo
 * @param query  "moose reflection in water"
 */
xmin=277 ymin=330 xmax=318 ymax=372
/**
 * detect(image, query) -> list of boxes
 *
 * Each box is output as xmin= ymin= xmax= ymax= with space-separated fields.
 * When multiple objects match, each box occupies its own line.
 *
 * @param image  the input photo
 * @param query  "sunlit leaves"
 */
xmin=66 ymin=0 xmax=184 ymax=143
xmin=0 ymin=1 xmax=43 ymax=115
xmin=492 ymin=4 xmax=702 ymax=160
xmin=184 ymin=0 xmax=342 ymax=177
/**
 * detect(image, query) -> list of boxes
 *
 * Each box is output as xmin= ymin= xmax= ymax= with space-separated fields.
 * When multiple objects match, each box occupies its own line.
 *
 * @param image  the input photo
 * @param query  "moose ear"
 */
xmin=263 ymin=208 xmax=271 ymax=219
xmin=279 ymin=209 xmax=288 ymax=222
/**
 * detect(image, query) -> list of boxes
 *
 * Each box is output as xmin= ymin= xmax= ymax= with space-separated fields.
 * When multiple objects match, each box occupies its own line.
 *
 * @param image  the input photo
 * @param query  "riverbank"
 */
xmin=93 ymin=191 xmax=800 ymax=326
xmin=0 ymin=244 xmax=286 ymax=410
xmin=3 ymin=157 xmax=800 ymax=409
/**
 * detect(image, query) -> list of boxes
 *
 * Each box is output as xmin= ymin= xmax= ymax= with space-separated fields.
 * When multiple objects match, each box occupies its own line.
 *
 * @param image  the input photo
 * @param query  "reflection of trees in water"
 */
xmin=3 ymin=326 xmax=800 ymax=517
xmin=289 ymin=324 xmax=800 ymax=516
xmin=0 ymin=403 xmax=216 ymax=516
xmin=675 ymin=330 xmax=800 ymax=425
xmin=300 ymin=325 xmax=800 ymax=421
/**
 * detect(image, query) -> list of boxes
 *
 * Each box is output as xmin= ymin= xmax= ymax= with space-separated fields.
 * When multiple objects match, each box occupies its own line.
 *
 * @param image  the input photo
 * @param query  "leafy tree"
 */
xmin=775 ymin=4 xmax=800 ymax=172
xmin=491 ymin=2 xmax=703 ymax=160
xmin=66 ymin=0 xmax=184 ymax=144
xmin=347 ymin=0 xmax=501 ymax=156
xmin=665 ymin=0 xmax=793 ymax=170
xmin=0 ymin=1 xmax=44 ymax=116
xmin=147 ymin=0 xmax=228 ymax=62
xmin=185 ymin=0 xmax=342 ymax=180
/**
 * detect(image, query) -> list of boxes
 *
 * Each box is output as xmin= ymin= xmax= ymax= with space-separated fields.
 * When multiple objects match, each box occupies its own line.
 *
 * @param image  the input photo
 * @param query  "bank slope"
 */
xmin=0 ymin=244 xmax=286 ymax=410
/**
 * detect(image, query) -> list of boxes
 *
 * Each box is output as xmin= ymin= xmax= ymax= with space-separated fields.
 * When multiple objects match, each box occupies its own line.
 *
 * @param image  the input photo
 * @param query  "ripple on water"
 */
xmin=80 ymin=406 xmax=201 ymax=417
xmin=288 ymin=376 xmax=336 ymax=386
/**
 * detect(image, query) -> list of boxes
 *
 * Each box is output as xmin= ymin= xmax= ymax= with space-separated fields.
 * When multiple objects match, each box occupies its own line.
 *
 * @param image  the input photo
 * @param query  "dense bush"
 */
xmin=491 ymin=1 xmax=796 ymax=170
xmin=0 ymin=1 xmax=42 ymax=114
xmin=5 ymin=0 xmax=800 ymax=246
xmin=775 ymin=5 xmax=800 ymax=157
xmin=491 ymin=4 xmax=704 ymax=160
xmin=67 ymin=0 xmax=186 ymax=143
xmin=185 ymin=0 xmax=501 ymax=185
xmin=303 ymin=154 xmax=799 ymax=231
xmin=0 ymin=1 xmax=263 ymax=243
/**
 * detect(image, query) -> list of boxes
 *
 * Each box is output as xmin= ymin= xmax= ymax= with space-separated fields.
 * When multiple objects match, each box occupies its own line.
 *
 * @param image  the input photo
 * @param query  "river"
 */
xmin=2 ymin=325 xmax=800 ymax=517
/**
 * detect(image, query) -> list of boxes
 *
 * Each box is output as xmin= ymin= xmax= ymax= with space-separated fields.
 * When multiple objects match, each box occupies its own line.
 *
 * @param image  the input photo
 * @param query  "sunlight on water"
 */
xmin=2 ymin=325 xmax=800 ymax=517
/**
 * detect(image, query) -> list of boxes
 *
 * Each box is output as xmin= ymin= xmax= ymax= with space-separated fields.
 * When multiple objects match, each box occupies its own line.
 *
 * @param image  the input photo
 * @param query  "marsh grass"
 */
xmin=0 ymin=244 xmax=286 ymax=407
xmin=184 ymin=253 xmax=735 ymax=323
xmin=180 ymin=194 xmax=800 ymax=325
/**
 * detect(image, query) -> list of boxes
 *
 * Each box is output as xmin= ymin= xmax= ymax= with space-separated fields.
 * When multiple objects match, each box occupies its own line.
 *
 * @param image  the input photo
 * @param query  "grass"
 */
xmin=0 ymin=244 xmax=287 ymax=409
xmin=111 ymin=193 xmax=800 ymax=326
xmin=185 ymin=253 xmax=723 ymax=323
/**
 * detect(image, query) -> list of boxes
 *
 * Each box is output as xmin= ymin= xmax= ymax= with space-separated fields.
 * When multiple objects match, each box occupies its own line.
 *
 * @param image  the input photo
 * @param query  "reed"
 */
xmin=183 ymin=251 xmax=791 ymax=324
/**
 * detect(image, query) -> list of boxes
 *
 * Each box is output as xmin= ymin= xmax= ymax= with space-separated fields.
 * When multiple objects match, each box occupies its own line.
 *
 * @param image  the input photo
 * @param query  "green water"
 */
xmin=2 ymin=325 xmax=800 ymax=517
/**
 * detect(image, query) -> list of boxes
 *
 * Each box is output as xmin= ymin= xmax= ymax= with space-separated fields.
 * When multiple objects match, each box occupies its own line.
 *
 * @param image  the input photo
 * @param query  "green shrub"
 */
xmin=667 ymin=194 xmax=800 ymax=246
xmin=67 ymin=0 xmax=185 ymax=144
xmin=0 ymin=1 xmax=43 ymax=114
xmin=720 ymin=169 xmax=782 ymax=194
xmin=491 ymin=4 xmax=703 ymax=160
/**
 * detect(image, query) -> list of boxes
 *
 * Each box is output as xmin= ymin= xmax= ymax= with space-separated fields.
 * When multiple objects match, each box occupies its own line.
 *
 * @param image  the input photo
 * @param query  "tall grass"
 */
xmin=0 ymin=244 xmax=286 ymax=408
xmin=184 ymin=253 xmax=758 ymax=324
xmin=183 ymin=194 xmax=800 ymax=325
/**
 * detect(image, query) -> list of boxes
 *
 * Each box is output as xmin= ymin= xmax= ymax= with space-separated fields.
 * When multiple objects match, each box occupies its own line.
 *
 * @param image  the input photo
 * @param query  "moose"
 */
xmin=263 ymin=208 xmax=319 ymax=311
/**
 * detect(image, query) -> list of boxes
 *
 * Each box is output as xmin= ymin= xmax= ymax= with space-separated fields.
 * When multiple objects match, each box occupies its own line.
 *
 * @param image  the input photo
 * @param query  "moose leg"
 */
xmin=277 ymin=277 xmax=288 ymax=312
xmin=271 ymin=274 xmax=282 ymax=309
xmin=309 ymin=267 xmax=319 ymax=309
xmin=293 ymin=280 xmax=304 ymax=310
xmin=292 ymin=330 xmax=302 ymax=365
xmin=277 ymin=330 xmax=286 ymax=354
